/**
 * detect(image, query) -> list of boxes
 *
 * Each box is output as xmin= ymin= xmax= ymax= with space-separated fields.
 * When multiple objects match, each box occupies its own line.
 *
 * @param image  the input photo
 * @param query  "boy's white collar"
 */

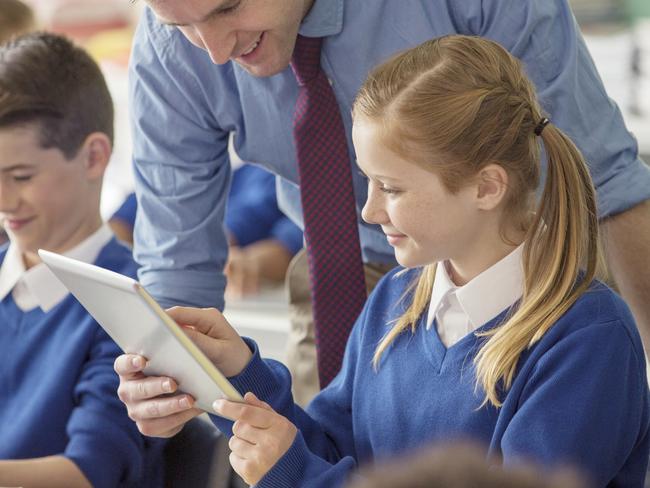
xmin=0 ymin=224 xmax=114 ymax=312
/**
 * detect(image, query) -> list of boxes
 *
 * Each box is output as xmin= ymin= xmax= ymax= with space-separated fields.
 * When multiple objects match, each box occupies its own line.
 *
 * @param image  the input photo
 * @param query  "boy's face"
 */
xmin=0 ymin=124 xmax=101 ymax=262
xmin=148 ymin=0 xmax=314 ymax=77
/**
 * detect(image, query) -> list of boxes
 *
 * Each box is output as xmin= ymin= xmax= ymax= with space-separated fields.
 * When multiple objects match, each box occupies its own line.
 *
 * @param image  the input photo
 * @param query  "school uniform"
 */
xmin=0 ymin=225 xmax=163 ymax=488
xmin=212 ymin=247 xmax=650 ymax=487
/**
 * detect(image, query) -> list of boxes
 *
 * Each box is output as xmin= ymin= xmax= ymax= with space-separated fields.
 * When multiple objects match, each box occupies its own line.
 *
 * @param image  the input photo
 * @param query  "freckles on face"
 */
xmin=353 ymin=117 xmax=481 ymax=268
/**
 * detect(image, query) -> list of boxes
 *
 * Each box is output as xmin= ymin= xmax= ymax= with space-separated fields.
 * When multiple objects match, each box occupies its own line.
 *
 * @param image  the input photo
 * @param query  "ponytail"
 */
xmin=474 ymin=122 xmax=602 ymax=407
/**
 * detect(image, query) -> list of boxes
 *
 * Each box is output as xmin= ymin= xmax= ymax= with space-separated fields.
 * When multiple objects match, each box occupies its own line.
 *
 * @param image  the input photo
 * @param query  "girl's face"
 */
xmin=352 ymin=117 xmax=486 ymax=269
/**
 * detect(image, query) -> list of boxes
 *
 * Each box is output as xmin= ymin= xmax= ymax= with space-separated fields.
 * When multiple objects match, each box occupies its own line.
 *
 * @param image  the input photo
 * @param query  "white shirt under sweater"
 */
xmin=426 ymin=245 xmax=524 ymax=347
xmin=0 ymin=224 xmax=113 ymax=312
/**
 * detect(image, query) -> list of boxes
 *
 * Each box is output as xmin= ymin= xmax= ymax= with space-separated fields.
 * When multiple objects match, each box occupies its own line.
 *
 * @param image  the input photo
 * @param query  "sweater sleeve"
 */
xmin=499 ymin=321 xmax=650 ymax=486
xmin=211 ymin=304 xmax=371 ymax=487
xmin=64 ymin=325 xmax=151 ymax=488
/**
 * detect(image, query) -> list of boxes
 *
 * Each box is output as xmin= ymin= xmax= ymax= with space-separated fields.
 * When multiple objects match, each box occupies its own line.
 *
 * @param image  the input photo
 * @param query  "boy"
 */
xmin=0 ymin=33 xmax=162 ymax=487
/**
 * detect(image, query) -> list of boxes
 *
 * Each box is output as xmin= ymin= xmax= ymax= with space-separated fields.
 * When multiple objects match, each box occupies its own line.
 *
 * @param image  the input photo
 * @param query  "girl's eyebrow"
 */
xmin=355 ymin=161 xmax=401 ymax=182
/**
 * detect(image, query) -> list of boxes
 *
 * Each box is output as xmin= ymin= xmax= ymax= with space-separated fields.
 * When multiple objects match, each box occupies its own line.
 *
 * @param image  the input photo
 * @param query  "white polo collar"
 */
xmin=427 ymin=244 xmax=524 ymax=330
xmin=0 ymin=224 xmax=113 ymax=312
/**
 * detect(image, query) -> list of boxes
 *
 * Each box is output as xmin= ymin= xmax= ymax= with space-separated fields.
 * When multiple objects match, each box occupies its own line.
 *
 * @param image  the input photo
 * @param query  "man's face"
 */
xmin=148 ymin=0 xmax=313 ymax=77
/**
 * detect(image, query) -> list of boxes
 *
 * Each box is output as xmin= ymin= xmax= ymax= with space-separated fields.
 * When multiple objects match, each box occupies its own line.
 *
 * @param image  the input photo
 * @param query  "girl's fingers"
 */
xmin=166 ymin=306 xmax=229 ymax=337
xmin=229 ymin=432 xmax=256 ymax=454
xmin=214 ymin=398 xmax=273 ymax=428
xmin=243 ymin=391 xmax=273 ymax=411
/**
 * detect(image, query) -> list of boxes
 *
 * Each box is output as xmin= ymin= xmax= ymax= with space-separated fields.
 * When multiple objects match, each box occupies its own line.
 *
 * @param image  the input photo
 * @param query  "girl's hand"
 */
xmin=214 ymin=392 xmax=297 ymax=485
xmin=166 ymin=306 xmax=252 ymax=377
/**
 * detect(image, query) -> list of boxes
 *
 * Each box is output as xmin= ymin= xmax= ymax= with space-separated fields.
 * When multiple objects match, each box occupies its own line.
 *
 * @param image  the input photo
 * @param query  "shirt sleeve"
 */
xmin=64 ymin=326 xmax=152 ymax=488
xmin=467 ymin=0 xmax=650 ymax=217
xmin=210 ymin=303 xmax=371 ymax=487
xmin=500 ymin=322 xmax=650 ymax=486
xmin=129 ymin=9 xmax=232 ymax=309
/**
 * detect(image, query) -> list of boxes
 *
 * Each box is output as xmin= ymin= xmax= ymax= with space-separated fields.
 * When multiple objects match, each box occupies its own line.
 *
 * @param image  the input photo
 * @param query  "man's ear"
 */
xmin=79 ymin=132 xmax=111 ymax=180
xmin=475 ymin=163 xmax=509 ymax=211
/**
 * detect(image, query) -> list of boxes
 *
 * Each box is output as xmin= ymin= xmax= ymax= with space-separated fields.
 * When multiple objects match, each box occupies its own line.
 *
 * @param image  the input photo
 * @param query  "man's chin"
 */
xmin=234 ymin=58 xmax=289 ymax=78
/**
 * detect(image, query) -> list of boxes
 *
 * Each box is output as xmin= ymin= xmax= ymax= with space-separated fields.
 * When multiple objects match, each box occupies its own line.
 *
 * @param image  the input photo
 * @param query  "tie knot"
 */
xmin=290 ymin=35 xmax=323 ymax=85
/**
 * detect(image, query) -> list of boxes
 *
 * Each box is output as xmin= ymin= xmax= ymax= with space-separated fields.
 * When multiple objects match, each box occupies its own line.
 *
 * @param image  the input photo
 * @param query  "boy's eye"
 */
xmin=13 ymin=175 xmax=33 ymax=182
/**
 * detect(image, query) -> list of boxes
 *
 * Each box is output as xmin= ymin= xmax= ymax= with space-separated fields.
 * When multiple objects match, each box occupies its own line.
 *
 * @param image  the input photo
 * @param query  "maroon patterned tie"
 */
xmin=290 ymin=35 xmax=367 ymax=388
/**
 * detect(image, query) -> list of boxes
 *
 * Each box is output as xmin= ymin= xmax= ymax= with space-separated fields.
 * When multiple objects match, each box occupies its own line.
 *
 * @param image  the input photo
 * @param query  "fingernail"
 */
xmin=162 ymin=380 xmax=172 ymax=392
xmin=213 ymin=399 xmax=224 ymax=412
xmin=131 ymin=357 xmax=142 ymax=369
xmin=180 ymin=397 xmax=190 ymax=408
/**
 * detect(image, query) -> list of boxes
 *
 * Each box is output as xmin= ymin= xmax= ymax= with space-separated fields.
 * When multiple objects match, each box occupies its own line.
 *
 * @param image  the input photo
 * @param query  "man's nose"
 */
xmin=194 ymin=23 xmax=237 ymax=65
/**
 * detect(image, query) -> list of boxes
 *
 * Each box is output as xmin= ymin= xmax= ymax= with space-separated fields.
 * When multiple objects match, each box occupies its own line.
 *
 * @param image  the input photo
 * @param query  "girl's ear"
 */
xmin=79 ymin=132 xmax=111 ymax=180
xmin=475 ymin=163 xmax=509 ymax=211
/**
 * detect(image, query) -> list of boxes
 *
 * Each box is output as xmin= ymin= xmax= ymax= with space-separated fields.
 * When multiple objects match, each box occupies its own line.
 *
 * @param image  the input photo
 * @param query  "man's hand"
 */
xmin=602 ymin=200 xmax=650 ymax=354
xmin=214 ymin=392 xmax=297 ymax=486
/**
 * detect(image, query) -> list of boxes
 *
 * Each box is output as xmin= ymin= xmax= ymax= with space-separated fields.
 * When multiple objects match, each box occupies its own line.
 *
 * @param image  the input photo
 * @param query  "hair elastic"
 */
xmin=534 ymin=117 xmax=550 ymax=136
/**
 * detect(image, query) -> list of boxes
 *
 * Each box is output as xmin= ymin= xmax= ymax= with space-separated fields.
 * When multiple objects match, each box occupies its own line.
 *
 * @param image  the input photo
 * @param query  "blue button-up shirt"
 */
xmin=130 ymin=0 xmax=650 ymax=310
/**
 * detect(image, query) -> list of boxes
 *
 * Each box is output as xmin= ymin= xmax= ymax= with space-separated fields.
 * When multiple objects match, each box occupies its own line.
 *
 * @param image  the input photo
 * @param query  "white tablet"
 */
xmin=38 ymin=249 xmax=243 ymax=411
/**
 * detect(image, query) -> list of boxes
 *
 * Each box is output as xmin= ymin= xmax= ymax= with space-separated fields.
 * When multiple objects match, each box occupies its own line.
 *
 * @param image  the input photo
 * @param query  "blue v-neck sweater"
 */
xmin=213 ymin=267 xmax=650 ymax=487
xmin=0 ymin=239 xmax=163 ymax=488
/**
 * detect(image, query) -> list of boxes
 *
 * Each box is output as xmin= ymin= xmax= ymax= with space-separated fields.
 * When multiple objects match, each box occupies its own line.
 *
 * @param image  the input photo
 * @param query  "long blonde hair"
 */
xmin=353 ymin=35 xmax=602 ymax=407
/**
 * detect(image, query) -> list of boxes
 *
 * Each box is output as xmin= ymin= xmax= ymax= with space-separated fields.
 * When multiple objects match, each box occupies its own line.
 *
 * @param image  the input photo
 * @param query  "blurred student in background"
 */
xmin=0 ymin=0 xmax=35 ymax=45
xmin=0 ymin=0 xmax=35 ymax=246
xmin=0 ymin=32 xmax=162 ymax=487
xmin=110 ymin=163 xmax=303 ymax=298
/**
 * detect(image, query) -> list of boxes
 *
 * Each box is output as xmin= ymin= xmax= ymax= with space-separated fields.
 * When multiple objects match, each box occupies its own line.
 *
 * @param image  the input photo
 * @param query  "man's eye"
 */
xmin=220 ymin=1 xmax=241 ymax=15
xmin=13 ymin=175 xmax=33 ymax=182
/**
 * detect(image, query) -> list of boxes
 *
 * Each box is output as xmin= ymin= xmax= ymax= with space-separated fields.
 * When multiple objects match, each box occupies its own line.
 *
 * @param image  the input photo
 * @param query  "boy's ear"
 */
xmin=474 ymin=163 xmax=509 ymax=211
xmin=80 ymin=132 xmax=111 ymax=180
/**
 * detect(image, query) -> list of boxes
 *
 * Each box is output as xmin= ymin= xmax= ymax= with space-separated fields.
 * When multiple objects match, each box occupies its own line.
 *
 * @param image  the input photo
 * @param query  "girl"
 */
xmin=172 ymin=35 xmax=649 ymax=486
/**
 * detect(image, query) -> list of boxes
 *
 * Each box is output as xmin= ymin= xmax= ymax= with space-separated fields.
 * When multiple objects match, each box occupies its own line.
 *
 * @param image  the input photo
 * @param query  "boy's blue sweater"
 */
xmin=213 ymin=267 xmax=650 ymax=487
xmin=0 ymin=239 xmax=163 ymax=488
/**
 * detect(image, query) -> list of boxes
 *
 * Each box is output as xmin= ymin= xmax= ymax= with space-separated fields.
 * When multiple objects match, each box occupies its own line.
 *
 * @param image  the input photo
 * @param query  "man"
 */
xmin=117 ymin=0 xmax=650 ymax=435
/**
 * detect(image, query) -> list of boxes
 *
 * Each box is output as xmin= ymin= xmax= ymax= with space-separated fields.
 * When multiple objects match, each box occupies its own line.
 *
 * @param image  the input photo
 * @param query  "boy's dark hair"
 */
xmin=0 ymin=32 xmax=113 ymax=159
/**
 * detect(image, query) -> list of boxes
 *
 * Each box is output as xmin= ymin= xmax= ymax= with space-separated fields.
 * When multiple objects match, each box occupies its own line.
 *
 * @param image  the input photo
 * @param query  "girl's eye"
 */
xmin=13 ymin=175 xmax=33 ymax=182
xmin=380 ymin=186 xmax=400 ymax=195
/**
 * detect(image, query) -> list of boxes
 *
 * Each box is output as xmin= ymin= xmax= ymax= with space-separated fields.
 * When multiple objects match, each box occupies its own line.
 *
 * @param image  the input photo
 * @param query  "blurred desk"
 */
xmin=223 ymin=286 xmax=291 ymax=362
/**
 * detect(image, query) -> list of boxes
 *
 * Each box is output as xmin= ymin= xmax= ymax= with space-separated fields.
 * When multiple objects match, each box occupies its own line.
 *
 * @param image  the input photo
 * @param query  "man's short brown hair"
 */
xmin=0 ymin=32 xmax=113 ymax=159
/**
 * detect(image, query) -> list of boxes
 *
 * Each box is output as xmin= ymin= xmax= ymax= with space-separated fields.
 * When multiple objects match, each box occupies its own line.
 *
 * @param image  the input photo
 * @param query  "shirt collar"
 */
xmin=0 ymin=224 xmax=114 ymax=312
xmin=298 ymin=0 xmax=343 ymax=38
xmin=428 ymin=244 xmax=525 ymax=329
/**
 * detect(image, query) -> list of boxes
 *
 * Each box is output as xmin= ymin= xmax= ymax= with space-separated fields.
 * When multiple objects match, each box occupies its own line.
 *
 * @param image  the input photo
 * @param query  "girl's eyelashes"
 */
xmin=356 ymin=168 xmax=402 ymax=194
xmin=379 ymin=186 xmax=401 ymax=195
